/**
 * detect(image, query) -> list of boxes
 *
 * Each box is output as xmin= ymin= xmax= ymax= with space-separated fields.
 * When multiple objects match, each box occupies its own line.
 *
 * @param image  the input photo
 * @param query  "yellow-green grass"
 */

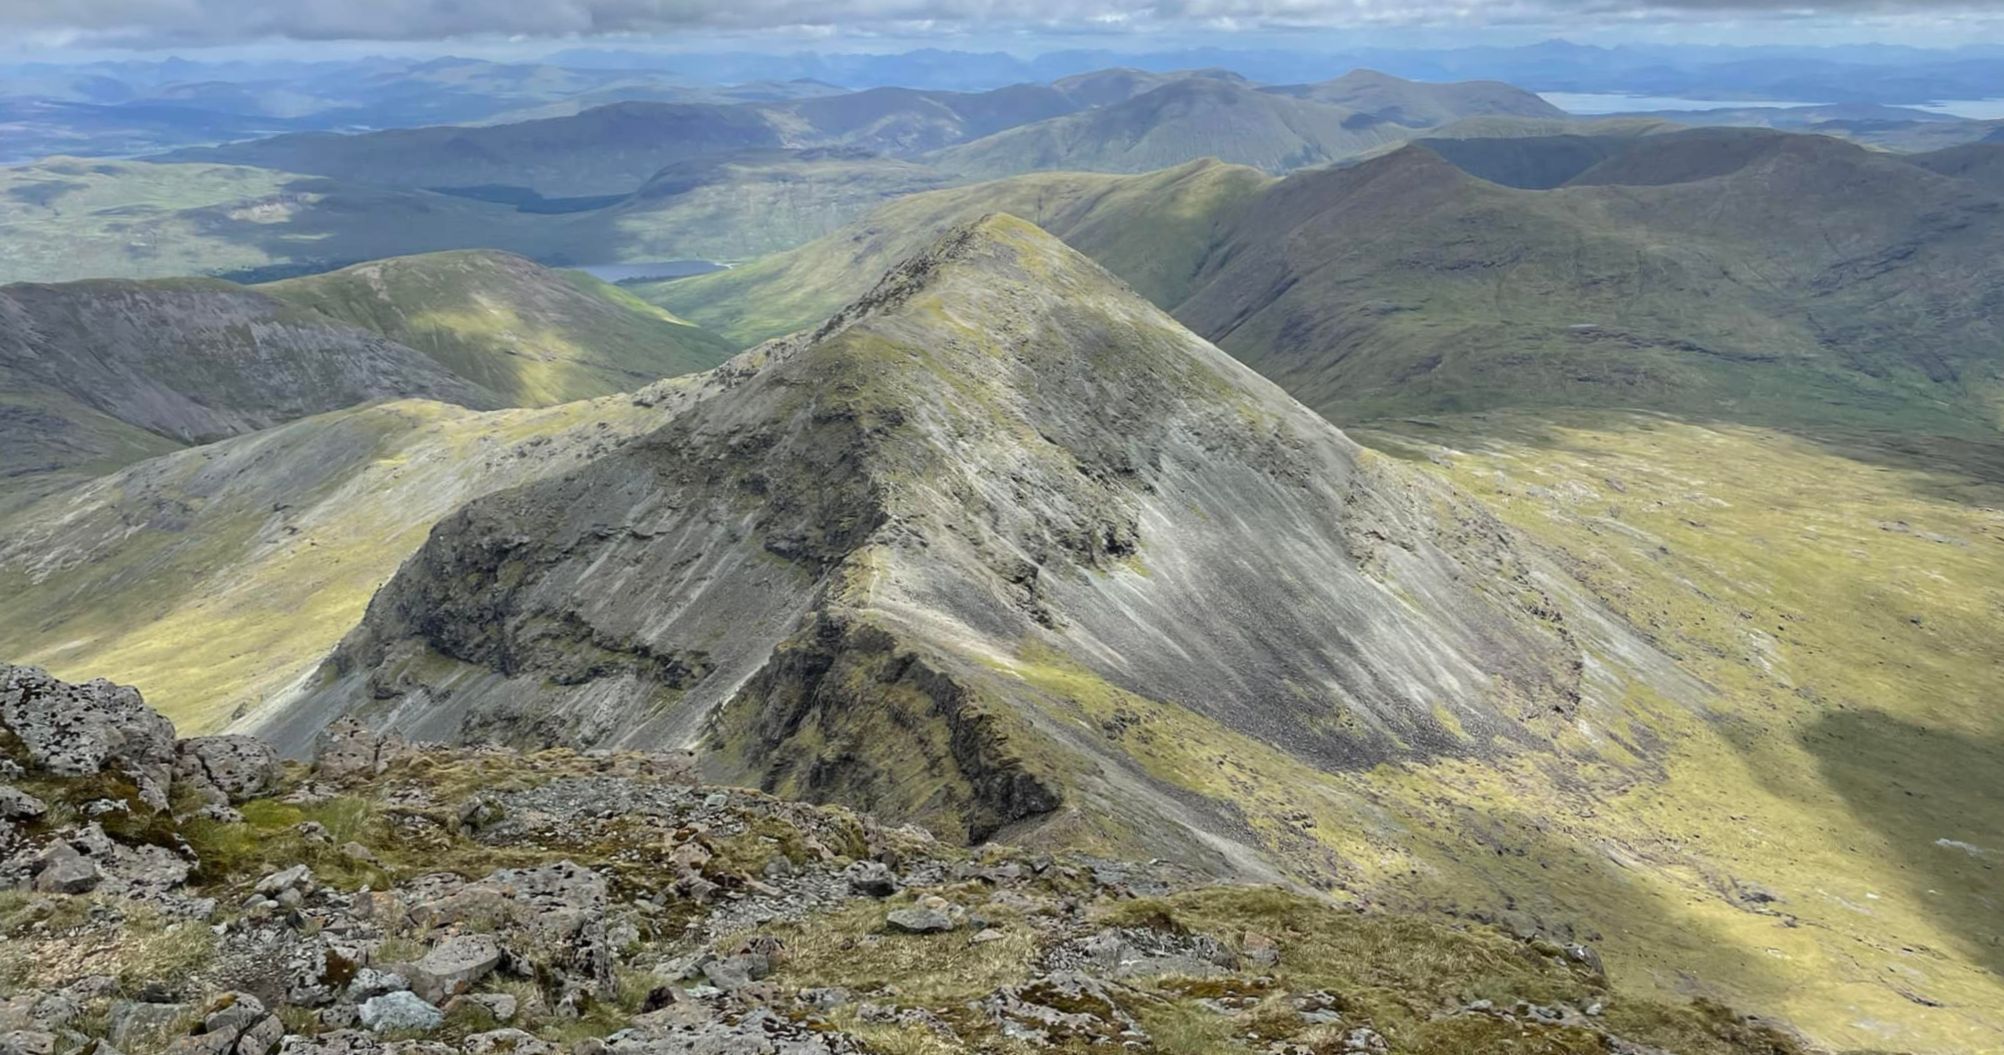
xmin=0 ymin=395 xmax=662 ymax=732
xmin=1347 ymin=411 xmax=2004 ymax=1053
xmin=262 ymin=250 xmax=734 ymax=406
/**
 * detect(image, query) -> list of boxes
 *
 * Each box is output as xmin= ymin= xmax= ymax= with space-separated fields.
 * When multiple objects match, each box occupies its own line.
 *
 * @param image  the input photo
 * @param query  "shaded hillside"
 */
xmin=1905 ymin=141 xmax=2004 ymax=191
xmin=1176 ymin=132 xmax=2004 ymax=434
xmin=933 ymin=72 xmax=1564 ymax=180
xmin=1410 ymin=129 xmax=1657 ymax=188
xmin=1264 ymin=68 xmax=1563 ymax=126
xmin=641 ymin=159 xmax=1271 ymax=344
xmin=263 ymin=250 xmax=734 ymax=405
xmin=1050 ymin=66 xmax=1249 ymax=107
xmin=165 ymin=83 xmax=1091 ymax=197
xmin=933 ymin=78 xmax=1413 ymax=178
xmin=163 ymin=101 xmax=786 ymax=196
xmin=0 ymin=276 xmax=500 ymax=508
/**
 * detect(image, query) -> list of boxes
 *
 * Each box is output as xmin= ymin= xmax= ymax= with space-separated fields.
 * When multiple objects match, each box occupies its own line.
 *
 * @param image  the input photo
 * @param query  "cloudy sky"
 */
xmin=3 ymin=0 xmax=2000 ymax=53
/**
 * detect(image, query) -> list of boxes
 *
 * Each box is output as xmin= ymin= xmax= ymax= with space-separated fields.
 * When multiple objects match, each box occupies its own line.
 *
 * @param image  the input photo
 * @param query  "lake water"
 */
xmin=575 ymin=260 xmax=728 ymax=284
xmin=1542 ymin=91 xmax=2004 ymax=120
xmin=1541 ymin=92 xmax=1815 ymax=114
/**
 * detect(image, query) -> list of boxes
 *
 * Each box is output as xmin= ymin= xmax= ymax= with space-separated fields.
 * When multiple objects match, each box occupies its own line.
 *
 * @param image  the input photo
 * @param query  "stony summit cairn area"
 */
xmin=0 ymin=663 xmax=1825 ymax=1055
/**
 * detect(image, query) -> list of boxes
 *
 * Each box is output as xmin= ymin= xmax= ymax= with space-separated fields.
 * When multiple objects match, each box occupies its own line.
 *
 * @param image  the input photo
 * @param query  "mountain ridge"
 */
xmin=259 ymin=214 xmax=1671 ymax=870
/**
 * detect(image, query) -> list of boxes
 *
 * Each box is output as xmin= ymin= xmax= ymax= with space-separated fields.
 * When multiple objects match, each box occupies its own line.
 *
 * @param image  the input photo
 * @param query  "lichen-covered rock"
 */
xmin=1 ymin=665 xmax=176 ymax=809
xmin=407 ymin=936 xmax=502 ymax=1004
xmin=0 ymin=786 xmax=45 ymax=821
xmin=885 ymin=907 xmax=955 ymax=934
xmin=974 ymin=972 xmax=1148 ymax=1048
xmin=167 ymin=993 xmax=282 ymax=1055
xmin=174 ymin=737 xmax=283 ymax=806
xmin=841 ymin=861 xmax=897 ymax=898
xmin=603 ymin=1008 xmax=864 ymax=1055
xmin=358 ymin=993 xmax=441 ymax=1034
xmin=401 ymin=862 xmax=612 ymax=1004
xmin=458 ymin=1030 xmax=549 ymax=1055
xmin=311 ymin=720 xmax=403 ymax=785
xmin=0 ymin=1029 xmax=57 ymax=1055
xmin=278 ymin=1031 xmax=380 ymax=1055
xmin=107 ymin=1001 xmax=194 ymax=1049
xmin=30 ymin=841 xmax=100 ymax=894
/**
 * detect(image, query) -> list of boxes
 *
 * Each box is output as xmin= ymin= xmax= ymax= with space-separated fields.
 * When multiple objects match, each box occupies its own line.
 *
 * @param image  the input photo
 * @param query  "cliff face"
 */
xmin=270 ymin=215 xmax=1660 ymax=866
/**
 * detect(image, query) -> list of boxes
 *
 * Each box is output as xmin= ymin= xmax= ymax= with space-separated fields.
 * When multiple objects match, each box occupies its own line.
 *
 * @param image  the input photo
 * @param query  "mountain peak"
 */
xmin=805 ymin=211 xmax=1126 ymax=344
xmin=271 ymin=196 xmax=1609 ymax=859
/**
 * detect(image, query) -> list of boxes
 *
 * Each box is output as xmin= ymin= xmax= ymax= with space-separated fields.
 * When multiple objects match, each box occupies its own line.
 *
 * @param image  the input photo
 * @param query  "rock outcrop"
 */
xmin=3 ymin=664 xmax=177 ymax=809
xmin=0 ymin=659 xmax=1813 ymax=1055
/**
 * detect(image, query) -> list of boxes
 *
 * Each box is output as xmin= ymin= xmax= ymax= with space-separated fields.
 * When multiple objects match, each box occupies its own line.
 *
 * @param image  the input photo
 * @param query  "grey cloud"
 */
xmin=1 ymin=0 xmax=1993 ymax=45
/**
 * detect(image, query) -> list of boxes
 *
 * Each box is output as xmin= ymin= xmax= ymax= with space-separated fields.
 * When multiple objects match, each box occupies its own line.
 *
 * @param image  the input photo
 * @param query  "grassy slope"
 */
xmin=1342 ymin=411 xmax=2004 ymax=1053
xmin=1173 ymin=138 xmax=2004 ymax=444
xmin=640 ymin=159 xmax=1272 ymax=345
xmin=262 ymin=250 xmax=734 ymax=405
xmin=0 ymin=392 xmax=671 ymax=732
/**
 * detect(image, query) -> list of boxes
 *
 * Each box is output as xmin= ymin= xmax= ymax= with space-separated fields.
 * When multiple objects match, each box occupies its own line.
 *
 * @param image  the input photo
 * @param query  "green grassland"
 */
xmin=262 ymin=251 xmax=735 ymax=405
xmin=1343 ymin=412 xmax=2004 ymax=1052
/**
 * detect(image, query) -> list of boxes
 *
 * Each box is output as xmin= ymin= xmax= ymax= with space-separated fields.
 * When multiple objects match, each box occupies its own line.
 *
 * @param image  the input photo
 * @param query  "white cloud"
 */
xmin=0 ymin=0 xmax=1993 ymax=46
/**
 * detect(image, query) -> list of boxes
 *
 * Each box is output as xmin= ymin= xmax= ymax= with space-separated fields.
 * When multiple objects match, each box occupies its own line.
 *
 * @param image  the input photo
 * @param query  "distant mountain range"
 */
xmin=167 ymin=69 xmax=1559 ymax=195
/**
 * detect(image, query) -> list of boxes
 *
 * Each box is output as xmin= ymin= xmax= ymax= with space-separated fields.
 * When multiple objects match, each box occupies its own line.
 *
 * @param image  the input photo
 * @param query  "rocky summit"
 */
xmin=260 ymin=215 xmax=1669 ymax=872
xmin=3 ymin=663 xmax=1811 ymax=1055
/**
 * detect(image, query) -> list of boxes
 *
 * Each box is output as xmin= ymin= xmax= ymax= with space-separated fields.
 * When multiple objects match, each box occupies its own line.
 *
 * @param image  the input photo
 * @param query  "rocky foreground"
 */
xmin=2 ymin=664 xmax=1814 ymax=1055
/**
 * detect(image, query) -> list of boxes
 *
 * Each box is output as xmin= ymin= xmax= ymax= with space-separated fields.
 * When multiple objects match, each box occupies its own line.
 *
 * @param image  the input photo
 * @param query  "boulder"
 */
xmin=107 ymin=1001 xmax=193 ymax=1049
xmin=0 ymin=1030 xmax=56 ymax=1055
xmin=312 ymin=720 xmax=403 ymax=785
xmin=169 ymin=993 xmax=281 ymax=1055
xmin=31 ymin=842 xmax=100 ymax=894
xmin=0 ymin=665 xmax=175 ymax=809
xmin=174 ymin=737 xmax=282 ymax=805
xmin=842 ymin=861 xmax=898 ymax=898
xmin=409 ymin=935 xmax=502 ymax=1002
xmin=885 ymin=907 xmax=955 ymax=934
xmin=0 ymin=787 xmax=45 ymax=821
xmin=359 ymin=993 xmax=442 ymax=1034
xmin=255 ymin=865 xmax=316 ymax=897
xmin=459 ymin=1030 xmax=549 ymax=1055
xmin=278 ymin=1031 xmax=381 ymax=1055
